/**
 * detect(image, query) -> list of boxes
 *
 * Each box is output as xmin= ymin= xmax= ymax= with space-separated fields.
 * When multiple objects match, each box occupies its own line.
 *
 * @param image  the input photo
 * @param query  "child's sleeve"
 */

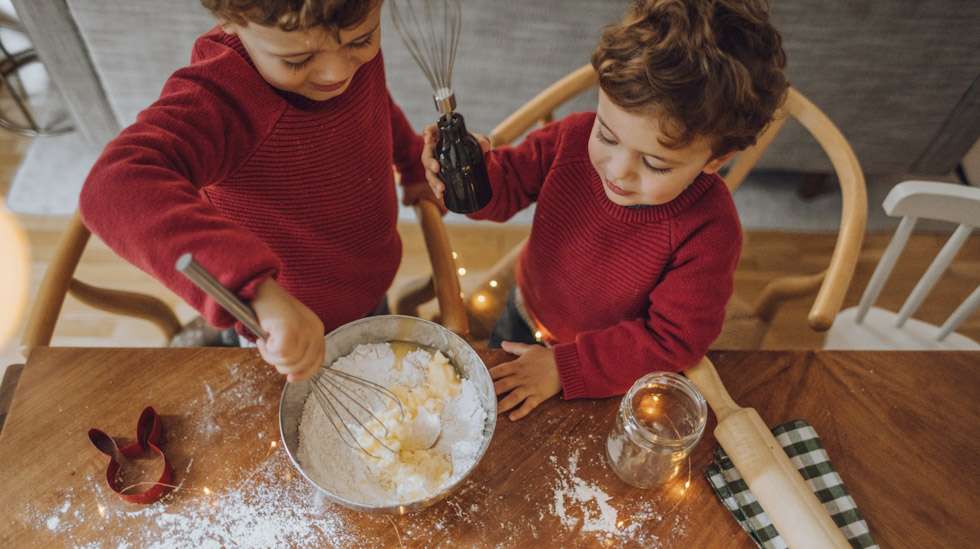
xmin=467 ymin=119 xmax=564 ymax=222
xmin=551 ymin=209 xmax=742 ymax=399
xmin=388 ymin=93 xmax=427 ymax=186
xmin=79 ymin=68 xmax=282 ymax=329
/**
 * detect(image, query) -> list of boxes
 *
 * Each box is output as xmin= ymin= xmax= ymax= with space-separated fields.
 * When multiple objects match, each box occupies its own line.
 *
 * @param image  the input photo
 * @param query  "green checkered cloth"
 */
xmin=704 ymin=419 xmax=877 ymax=549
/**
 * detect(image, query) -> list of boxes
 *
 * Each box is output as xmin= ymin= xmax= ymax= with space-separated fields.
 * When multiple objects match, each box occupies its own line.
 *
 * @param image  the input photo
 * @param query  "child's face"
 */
xmin=589 ymin=91 xmax=734 ymax=207
xmin=224 ymin=5 xmax=382 ymax=101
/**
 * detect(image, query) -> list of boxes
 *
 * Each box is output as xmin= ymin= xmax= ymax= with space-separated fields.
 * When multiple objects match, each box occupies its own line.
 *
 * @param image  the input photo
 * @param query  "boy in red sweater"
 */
xmin=80 ymin=1 xmax=434 ymax=382
xmin=423 ymin=0 xmax=788 ymax=420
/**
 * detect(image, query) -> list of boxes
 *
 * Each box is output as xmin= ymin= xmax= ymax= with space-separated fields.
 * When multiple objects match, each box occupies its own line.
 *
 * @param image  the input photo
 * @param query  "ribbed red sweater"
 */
xmin=472 ymin=113 xmax=741 ymax=399
xmin=80 ymin=29 xmax=426 ymax=333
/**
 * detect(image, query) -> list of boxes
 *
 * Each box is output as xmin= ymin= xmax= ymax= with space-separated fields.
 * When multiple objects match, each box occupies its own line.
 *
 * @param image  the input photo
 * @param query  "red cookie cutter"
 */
xmin=88 ymin=406 xmax=174 ymax=504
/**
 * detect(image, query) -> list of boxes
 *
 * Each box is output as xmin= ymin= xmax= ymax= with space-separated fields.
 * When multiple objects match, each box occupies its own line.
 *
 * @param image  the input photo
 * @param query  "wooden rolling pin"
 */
xmin=685 ymin=357 xmax=850 ymax=548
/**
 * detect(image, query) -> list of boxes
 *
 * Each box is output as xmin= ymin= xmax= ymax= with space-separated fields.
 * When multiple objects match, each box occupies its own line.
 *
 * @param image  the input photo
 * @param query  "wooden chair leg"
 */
xmin=414 ymin=200 xmax=469 ymax=337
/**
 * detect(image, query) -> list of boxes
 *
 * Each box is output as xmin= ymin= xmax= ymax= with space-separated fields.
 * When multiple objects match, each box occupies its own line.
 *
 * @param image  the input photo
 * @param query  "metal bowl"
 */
xmin=279 ymin=315 xmax=497 ymax=514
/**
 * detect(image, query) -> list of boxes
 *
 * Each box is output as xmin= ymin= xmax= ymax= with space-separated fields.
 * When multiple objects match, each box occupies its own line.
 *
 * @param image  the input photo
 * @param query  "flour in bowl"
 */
xmin=297 ymin=342 xmax=487 ymax=506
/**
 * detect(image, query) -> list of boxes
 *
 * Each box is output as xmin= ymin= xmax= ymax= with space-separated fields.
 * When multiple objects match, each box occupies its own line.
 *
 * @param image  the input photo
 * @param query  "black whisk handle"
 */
xmin=435 ymin=112 xmax=493 ymax=214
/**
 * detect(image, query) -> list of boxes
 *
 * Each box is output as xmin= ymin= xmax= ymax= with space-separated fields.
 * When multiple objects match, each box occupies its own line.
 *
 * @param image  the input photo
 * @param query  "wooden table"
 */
xmin=0 ymin=348 xmax=977 ymax=547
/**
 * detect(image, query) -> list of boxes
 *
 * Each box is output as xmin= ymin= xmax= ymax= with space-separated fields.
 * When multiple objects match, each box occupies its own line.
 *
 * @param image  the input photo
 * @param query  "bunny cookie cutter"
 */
xmin=88 ymin=407 xmax=174 ymax=504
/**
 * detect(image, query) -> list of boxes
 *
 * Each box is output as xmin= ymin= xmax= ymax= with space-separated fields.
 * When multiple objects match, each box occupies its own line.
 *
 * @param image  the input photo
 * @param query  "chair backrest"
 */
xmin=488 ymin=64 xmax=868 ymax=331
xmin=22 ymin=203 xmax=464 ymax=356
xmin=854 ymin=181 xmax=980 ymax=341
xmin=20 ymin=212 xmax=184 ymax=358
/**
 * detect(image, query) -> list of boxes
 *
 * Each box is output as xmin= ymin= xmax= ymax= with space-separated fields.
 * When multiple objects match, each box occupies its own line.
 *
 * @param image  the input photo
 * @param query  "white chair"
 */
xmin=826 ymin=180 xmax=980 ymax=350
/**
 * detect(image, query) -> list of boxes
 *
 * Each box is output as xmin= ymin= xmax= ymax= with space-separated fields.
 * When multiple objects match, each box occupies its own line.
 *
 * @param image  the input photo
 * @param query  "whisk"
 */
xmin=390 ymin=0 xmax=493 ymax=214
xmin=175 ymin=253 xmax=407 ymax=457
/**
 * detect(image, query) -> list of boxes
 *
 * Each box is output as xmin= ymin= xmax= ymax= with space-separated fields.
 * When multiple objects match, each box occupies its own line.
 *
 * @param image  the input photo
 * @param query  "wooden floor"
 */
xmin=2 ymin=131 xmax=978 ymax=370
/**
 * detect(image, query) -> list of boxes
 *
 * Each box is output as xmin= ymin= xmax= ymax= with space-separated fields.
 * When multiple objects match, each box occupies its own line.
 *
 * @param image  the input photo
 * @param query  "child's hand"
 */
xmin=401 ymin=181 xmax=448 ymax=215
xmin=490 ymin=341 xmax=562 ymax=421
xmin=420 ymin=124 xmax=492 ymax=201
xmin=251 ymin=278 xmax=325 ymax=383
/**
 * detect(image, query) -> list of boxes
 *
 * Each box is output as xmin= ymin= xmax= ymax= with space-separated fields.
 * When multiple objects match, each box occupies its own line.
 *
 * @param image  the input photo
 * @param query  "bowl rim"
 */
xmin=278 ymin=314 xmax=497 ymax=514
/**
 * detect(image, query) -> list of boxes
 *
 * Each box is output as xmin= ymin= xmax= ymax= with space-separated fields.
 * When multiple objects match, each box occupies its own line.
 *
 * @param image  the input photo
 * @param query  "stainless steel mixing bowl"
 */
xmin=279 ymin=315 xmax=497 ymax=514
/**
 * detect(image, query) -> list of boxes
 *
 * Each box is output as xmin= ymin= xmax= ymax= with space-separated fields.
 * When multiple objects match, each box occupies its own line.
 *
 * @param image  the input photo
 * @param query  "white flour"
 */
xmin=297 ymin=343 xmax=487 ymax=506
xmin=551 ymin=450 xmax=620 ymax=534
xmin=549 ymin=447 xmax=690 ymax=547
xmin=21 ymin=362 xmax=363 ymax=548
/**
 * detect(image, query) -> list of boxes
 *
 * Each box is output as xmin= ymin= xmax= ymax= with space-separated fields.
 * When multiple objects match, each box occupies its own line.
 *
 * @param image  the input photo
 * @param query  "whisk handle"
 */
xmin=175 ymin=253 xmax=270 ymax=340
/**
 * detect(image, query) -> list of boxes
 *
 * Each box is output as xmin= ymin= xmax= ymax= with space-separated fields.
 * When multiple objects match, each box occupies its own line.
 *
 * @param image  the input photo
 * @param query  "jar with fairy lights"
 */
xmin=606 ymin=372 xmax=707 ymax=489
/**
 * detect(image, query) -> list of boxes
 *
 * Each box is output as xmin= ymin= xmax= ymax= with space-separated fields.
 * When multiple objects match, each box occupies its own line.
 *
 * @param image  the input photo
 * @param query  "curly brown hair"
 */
xmin=591 ymin=0 xmax=788 ymax=156
xmin=200 ymin=0 xmax=380 ymax=32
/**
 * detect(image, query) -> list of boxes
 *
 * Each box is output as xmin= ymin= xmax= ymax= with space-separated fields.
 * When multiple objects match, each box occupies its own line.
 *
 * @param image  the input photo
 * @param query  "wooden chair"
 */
xmin=825 ymin=180 xmax=980 ymax=350
xmin=20 ymin=200 xmax=462 ymax=357
xmin=404 ymin=64 xmax=868 ymax=348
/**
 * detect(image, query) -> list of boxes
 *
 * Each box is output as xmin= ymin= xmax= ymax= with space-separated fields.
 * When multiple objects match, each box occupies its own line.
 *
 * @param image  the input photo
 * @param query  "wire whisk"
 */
xmin=175 ymin=253 xmax=405 ymax=458
xmin=389 ymin=0 xmax=493 ymax=214
xmin=390 ymin=0 xmax=462 ymax=113
xmin=309 ymin=366 xmax=405 ymax=457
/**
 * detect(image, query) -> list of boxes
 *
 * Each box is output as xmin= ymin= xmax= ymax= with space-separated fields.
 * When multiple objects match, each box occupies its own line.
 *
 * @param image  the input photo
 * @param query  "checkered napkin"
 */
xmin=704 ymin=419 xmax=877 ymax=549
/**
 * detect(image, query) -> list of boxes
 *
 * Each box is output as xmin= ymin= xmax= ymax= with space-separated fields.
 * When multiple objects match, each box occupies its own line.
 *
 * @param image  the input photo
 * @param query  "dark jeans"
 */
xmin=488 ymin=288 xmax=538 ymax=348
xmin=218 ymin=296 xmax=390 ymax=347
xmin=369 ymin=297 xmax=391 ymax=317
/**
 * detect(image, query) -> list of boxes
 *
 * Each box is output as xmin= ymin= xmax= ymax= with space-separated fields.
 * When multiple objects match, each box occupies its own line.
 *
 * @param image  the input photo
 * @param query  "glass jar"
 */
xmin=605 ymin=372 xmax=707 ymax=488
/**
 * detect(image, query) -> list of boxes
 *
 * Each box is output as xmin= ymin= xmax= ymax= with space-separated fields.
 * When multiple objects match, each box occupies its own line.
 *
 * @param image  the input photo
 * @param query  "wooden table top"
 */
xmin=0 ymin=348 xmax=977 ymax=548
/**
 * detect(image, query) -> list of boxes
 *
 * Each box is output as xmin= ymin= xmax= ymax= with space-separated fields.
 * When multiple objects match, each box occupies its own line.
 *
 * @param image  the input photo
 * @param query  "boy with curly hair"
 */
xmin=82 ymin=1 xmax=435 ymax=381
xmin=423 ymin=0 xmax=788 ymax=420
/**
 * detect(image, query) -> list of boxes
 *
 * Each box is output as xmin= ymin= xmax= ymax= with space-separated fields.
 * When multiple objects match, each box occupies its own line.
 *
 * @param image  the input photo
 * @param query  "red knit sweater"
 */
xmin=472 ymin=113 xmax=741 ymax=399
xmin=80 ymin=29 xmax=426 ymax=333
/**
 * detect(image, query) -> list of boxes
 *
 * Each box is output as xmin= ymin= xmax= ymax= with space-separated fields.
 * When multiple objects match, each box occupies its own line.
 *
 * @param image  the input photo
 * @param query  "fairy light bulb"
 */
xmin=489 ymin=280 xmax=498 ymax=288
xmin=457 ymin=267 xmax=466 ymax=276
xmin=636 ymin=394 xmax=661 ymax=421
xmin=0 ymin=199 xmax=29 ymax=346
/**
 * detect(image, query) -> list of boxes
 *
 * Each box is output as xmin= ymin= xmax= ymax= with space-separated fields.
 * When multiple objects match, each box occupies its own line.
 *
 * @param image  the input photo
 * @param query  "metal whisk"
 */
xmin=390 ymin=0 xmax=493 ymax=214
xmin=175 ymin=253 xmax=404 ymax=457
xmin=390 ymin=0 xmax=461 ymax=114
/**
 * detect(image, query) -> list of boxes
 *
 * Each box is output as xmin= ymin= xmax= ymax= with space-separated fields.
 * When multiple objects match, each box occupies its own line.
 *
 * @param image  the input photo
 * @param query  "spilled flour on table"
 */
xmin=193 ymin=362 xmax=268 ymax=441
xmin=13 ymin=361 xmax=363 ymax=547
xmin=133 ymin=457 xmax=355 ymax=548
xmin=551 ymin=450 xmax=620 ymax=534
xmin=548 ymin=447 xmax=690 ymax=547
xmin=42 ymin=498 xmax=74 ymax=532
xmin=21 ymin=455 xmax=359 ymax=548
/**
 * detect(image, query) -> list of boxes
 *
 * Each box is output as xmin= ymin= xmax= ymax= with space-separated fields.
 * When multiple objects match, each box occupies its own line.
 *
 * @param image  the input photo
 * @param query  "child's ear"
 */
xmin=702 ymin=150 xmax=737 ymax=174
